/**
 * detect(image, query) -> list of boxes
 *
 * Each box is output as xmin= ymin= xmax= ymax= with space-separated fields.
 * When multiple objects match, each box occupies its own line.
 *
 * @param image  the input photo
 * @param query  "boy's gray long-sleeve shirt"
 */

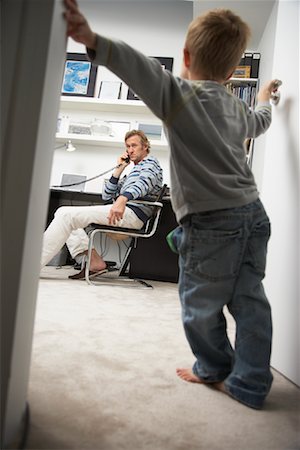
xmin=88 ymin=36 xmax=272 ymax=223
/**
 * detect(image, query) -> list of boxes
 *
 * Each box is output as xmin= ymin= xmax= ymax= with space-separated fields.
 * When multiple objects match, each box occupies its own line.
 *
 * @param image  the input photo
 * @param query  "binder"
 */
xmin=251 ymin=53 xmax=261 ymax=78
xmin=239 ymin=53 xmax=245 ymax=66
xmin=243 ymin=52 xmax=253 ymax=75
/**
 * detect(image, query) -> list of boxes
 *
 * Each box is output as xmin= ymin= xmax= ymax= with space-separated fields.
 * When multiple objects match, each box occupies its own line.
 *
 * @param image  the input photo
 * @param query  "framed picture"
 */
xmin=151 ymin=56 xmax=174 ymax=72
xmin=98 ymin=81 xmax=122 ymax=100
xmin=108 ymin=121 xmax=131 ymax=139
xmin=127 ymin=88 xmax=140 ymax=101
xmin=137 ymin=123 xmax=162 ymax=140
xmin=127 ymin=56 xmax=174 ymax=101
xmin=62 ymin=53 xmax=97 ymax=97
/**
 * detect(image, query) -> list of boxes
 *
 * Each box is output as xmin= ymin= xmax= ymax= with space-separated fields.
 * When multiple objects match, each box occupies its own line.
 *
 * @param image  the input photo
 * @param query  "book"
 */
xmin=251 ymin=53 xmax=261 ymax=78
xmin=243 ymin=52 xmax=253 ymax=77
xmin=244 ymin=52 xmax=253 ymax=68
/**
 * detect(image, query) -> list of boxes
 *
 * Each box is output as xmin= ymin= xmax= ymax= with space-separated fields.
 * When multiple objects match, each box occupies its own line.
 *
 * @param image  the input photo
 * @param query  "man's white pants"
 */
xmin=41 ymin=205 xmax=143 ymax=268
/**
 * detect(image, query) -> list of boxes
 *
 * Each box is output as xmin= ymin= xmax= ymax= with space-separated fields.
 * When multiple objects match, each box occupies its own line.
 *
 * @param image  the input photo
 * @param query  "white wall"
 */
xmin=256 ymin=0 xmax=299 ymax=385
xmin=50 ymin=1 xmax=193 ymax=192
xmin=251 ymin=2 xmax=278 ymax=191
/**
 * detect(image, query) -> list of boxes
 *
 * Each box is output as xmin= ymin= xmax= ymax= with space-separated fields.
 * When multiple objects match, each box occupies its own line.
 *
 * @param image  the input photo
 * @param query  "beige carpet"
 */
xmin=26 ymin=266 xmax=300 ymax=450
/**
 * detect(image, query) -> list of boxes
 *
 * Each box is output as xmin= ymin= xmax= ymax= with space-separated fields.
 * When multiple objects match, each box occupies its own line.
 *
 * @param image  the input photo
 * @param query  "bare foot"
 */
xmin=85 ymin=249 xmax=106 ymax=272
xmin=176 ymin=368 xmax=227 ymax=393
xmin=176 ymin=368 xmax=206 ymax=383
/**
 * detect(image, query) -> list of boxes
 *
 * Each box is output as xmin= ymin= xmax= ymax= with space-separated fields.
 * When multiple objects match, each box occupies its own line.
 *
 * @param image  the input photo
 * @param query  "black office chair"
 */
xmin=85 ymin=184 xmax=167 ymax=288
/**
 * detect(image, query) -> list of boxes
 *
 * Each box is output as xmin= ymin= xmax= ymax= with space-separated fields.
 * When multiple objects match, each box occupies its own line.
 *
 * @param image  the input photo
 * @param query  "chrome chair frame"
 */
xmin=85 ymin=186 xmax=167 ymax=288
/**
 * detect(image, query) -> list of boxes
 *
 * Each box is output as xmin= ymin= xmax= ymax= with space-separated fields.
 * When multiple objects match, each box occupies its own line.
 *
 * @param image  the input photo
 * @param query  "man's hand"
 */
xmin=111 ymin=152 xmax=130 ymax=179
xmin=108 ymin=196 xmax=128 ymax=225
xmin=64 ymin=0 xmax=97 ymax=49
xmin=257 ymin=79 xmax=281 ymax=103
xmin=118 ymin=152 xmax=130 ymax=166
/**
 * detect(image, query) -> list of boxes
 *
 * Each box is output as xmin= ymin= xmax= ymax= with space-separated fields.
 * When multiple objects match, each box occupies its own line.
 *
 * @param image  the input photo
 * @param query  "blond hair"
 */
xmin=185 ymin=9 xmax=251 ymax=80
xmin=125 ymin=129 xmax=151 ymax=153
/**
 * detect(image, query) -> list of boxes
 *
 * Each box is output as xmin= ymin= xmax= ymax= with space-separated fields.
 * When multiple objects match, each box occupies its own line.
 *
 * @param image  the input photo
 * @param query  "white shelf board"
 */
xmin=228 ymin=77 xmax=258 ymax=84
xmin=56 ymin=133 xmax=169 ymax=151
xmin=60 ymin=96 xmax=149 ymax=114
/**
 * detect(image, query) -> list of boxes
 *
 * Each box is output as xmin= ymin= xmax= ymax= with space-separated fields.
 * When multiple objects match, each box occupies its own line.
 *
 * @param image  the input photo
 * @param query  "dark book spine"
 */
xmin=251 ymin=53 xmax=261 ymax=78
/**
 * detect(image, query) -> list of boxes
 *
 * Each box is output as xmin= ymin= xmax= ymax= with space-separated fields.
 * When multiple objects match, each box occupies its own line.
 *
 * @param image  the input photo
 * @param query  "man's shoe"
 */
xmin=68 ymin=267 xmax=107 ymax=280
xmin=73 ymin=260 xmax=116 ymax=271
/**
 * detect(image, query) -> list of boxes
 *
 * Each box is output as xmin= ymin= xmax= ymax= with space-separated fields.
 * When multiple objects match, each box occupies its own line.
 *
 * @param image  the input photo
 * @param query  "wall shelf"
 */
xmin=56 ymin=133 xmax=169 ymax=151
xmin=57 ymin=77 xmax=259 ymax=153
xmin=228 ymin=77 xmax=258 ymax=84
xmin=226 ymin=77 xmax=258 ymax=109
xmin=57 ymin=95 xmax=168 ymax=151
xmin=60 ymin=96 xmax=149 ymax=114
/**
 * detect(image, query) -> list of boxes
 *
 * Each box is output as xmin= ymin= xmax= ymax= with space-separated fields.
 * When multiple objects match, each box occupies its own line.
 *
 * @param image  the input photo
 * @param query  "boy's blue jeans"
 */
xmin=174 ymin=199 xmax=273 ymax=409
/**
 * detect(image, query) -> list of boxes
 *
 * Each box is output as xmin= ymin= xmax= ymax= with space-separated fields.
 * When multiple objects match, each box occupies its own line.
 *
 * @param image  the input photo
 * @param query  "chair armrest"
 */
xmin=87 ymin=201 xmax=164 ymax=239
xmin=127 ymin=200 xmax=163 ymax=207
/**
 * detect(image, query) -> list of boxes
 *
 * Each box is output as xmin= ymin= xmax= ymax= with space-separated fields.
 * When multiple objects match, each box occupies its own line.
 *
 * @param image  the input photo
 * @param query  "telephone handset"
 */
xmin=121 ymin=156 xmax=130 ymax=163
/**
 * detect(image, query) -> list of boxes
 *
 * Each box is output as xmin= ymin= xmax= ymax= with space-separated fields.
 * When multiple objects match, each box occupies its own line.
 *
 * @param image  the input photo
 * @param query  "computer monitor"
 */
xmin=60 ymin=173 xmax=87 ymax=192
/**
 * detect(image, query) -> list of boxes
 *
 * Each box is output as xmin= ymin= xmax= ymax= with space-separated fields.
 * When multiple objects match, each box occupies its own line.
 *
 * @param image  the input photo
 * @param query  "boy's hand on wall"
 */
xmin=257 ymin=79 xmax=282 ymax=103
xmin=64 ymin=0 xmax=97 ymax=50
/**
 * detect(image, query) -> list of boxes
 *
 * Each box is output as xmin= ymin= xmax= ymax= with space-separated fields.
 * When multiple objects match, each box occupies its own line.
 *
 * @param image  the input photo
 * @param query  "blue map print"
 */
xmin=62 ymin=61 xmax=91 ymax=94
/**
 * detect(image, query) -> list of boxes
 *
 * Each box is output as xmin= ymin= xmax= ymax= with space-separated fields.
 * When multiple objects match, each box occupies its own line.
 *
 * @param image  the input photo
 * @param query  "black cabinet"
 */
xmin=129 ymin=200 xmax=179 ymax=283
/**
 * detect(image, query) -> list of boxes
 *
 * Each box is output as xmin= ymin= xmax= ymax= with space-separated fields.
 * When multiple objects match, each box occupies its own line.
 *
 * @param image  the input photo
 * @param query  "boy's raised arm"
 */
xmin=64 ymin=0 xmax=97 ymax=50
xmin=257 ymin=79 xmax=281 ymax=103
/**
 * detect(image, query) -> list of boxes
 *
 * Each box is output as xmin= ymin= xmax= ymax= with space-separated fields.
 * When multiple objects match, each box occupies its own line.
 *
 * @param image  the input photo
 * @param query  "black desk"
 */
xmin=47 ymin=189 xmax=103 ymax=226
xmin=49 ymin=189 xmax=179 ymax=283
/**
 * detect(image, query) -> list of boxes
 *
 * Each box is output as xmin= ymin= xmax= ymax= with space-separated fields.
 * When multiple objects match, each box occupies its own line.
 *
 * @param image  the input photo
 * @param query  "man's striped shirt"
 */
xmin=102 ymin=155 xmax=163 ymax=223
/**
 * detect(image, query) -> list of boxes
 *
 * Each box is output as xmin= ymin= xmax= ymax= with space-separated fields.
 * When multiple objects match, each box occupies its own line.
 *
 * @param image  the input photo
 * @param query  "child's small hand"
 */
xmin=257 ymin=79 xmax=282 ymax=103
xmin=64 ymin=0 xmax=97 ymax=49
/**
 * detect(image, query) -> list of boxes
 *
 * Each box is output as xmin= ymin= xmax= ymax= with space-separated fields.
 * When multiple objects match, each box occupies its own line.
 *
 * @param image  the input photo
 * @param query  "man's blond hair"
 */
xmin=185 ymin=9 xmax=251 ymax=80
xmin=125 ymin=129 xmax=151 ymax=153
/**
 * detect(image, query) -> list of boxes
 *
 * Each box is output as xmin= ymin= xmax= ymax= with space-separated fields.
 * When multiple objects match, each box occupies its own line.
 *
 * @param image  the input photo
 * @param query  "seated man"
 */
xmin=41 ymin=130 xmax=163 ymax=278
